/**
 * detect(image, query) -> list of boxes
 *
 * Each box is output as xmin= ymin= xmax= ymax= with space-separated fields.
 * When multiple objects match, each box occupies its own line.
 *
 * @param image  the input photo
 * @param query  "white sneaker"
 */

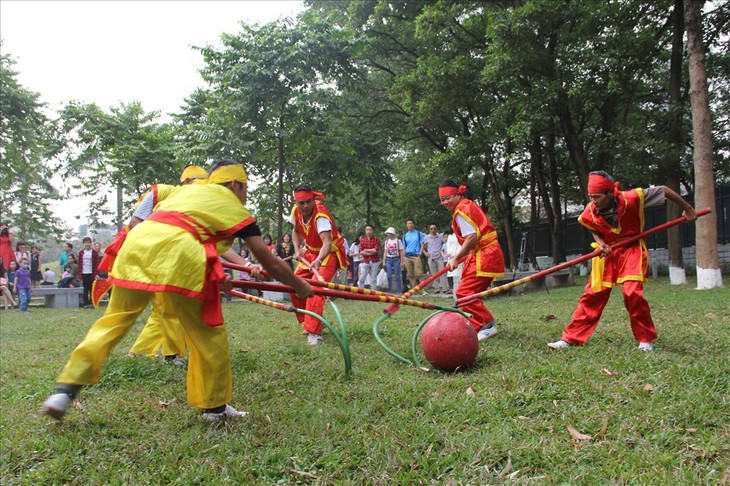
xmin=42 ymin=393 xmax=72 ymax=420
xmin=477 ymin=324 xmax=498 ymax=341
xmin=201 ymin=404 xmax=249 ymax=422
xmin=307 ymin=333 xmax=324 ymax=345
xmin=547 ymin=340 xmax=571 ymax=350
xmin=638 ymin=342 xmax=654 ymax=351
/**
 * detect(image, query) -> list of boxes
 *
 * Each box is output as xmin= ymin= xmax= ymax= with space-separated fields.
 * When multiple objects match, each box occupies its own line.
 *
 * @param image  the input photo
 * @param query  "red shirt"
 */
xmin=359 ymin=237 xmax=380 ymax=264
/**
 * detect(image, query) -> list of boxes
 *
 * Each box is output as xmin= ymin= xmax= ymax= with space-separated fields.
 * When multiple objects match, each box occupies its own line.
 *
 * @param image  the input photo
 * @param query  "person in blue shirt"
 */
xmin=402 ymin=219 xmax=425 ymax=290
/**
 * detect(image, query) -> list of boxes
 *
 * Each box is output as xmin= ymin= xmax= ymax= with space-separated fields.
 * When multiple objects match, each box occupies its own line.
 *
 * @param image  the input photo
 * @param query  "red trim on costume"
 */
xmin=146 ymin=210 xmax=230 ymax=327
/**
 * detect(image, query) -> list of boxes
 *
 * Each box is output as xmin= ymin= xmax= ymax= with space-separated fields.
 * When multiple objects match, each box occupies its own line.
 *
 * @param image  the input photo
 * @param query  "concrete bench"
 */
xmin=32 ymin=287 xmax=83 ymax=308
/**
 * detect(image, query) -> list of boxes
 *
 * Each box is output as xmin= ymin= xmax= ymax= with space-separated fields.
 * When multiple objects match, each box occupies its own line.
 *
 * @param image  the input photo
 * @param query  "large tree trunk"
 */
xmin=666 ymin=0 xmax=687 ymax=284
xmin=684 ymin=0 xmax=722 ymax=289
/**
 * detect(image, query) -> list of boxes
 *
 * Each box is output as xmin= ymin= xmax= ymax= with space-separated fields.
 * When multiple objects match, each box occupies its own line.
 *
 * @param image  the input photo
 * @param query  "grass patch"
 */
xmin=1 ymin=276 xmax=728 ymax=484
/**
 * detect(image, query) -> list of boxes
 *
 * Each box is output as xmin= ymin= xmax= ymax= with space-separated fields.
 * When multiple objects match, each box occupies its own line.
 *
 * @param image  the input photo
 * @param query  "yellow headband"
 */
xmin=207 ymin=164 xmax=248 ymax=185
xmin=179 ymin=165 xmax=208 ymax=182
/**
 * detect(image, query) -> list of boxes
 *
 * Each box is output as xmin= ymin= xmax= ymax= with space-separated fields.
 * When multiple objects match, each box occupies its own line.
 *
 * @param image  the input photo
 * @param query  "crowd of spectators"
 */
xmin=0 ymin=221 xmax=107 ymax=311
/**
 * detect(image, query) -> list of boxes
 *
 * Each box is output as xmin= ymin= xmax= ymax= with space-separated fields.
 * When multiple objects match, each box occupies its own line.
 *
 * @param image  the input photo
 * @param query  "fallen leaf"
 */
xmin=201 ymin=444 xmax=220 ymax=454
xmin=567 ymin=424 xmax=593 ymax=441
xmin=705 ymin=312 xmax=717 ymax=319
xmin=643 ymin=384 xmax=655 ymax=391
xmin=497 ymin=456 xmax=512 ymax=479
xmin=686 ymin=428 xmax=697 ymax=433
xmin=466 ymin=386 xmax=476 ymax=397
xmin=518 ymin=415 xmax=530 ymax=420
xmin=539 ymin=314 xmax=557 ymax=321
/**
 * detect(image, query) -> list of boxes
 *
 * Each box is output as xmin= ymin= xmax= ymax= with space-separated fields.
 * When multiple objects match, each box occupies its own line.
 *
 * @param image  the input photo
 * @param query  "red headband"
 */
xmin=293 ymin=190 xmax=324 ymax=202
xmin=438 ymin=185 xmax=466 ymax=198
xmin=587 ymin=174 xmax=618 ymax=195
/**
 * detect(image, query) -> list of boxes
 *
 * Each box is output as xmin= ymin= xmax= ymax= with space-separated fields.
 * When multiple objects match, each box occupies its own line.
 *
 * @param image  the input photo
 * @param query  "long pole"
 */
xmin=456 ymin=208 xmax=711 ymax=307
xmin=222 ymin=261 xmax=397 ymax=299
xmin=230 ymin=279 xmax=465 ymax=313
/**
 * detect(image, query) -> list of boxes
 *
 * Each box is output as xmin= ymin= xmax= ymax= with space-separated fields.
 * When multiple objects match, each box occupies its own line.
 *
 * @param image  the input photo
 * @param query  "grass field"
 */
xmin=1 ymin=276 xmax=728 ymax=484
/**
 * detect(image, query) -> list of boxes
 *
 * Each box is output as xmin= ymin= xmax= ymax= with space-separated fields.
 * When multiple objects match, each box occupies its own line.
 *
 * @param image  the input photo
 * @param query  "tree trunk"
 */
xmin=545 ymin=129 xmax=565 ymax=264
xmin=116 ymin=184 xmax=124 ymax=232
xmin=276 ymin=134 xmax=285 ymax=243
xmin=684 ymin=0 xmax=722 ymax=289
xmin=666 ymin=0 xmax=687 ymax=284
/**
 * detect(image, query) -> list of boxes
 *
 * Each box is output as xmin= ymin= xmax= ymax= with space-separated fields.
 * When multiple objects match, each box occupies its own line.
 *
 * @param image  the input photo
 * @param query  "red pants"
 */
xmin=455 ymin=256 xmax=496 ymax=331
xmin=289 ymin=252 xmax=340 ymax=335
xmin=562 ymin=279 xmax=657 ymax=345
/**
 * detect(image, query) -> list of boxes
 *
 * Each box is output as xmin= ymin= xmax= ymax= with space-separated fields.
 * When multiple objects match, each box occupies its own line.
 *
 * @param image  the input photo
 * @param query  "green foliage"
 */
xmin=1 ymin=278 xmax=728 ymax=483
xmin=0 ymin=53 xmax=64 ymax=240
xmin=52 ymin=101 xmax=181 ymax=227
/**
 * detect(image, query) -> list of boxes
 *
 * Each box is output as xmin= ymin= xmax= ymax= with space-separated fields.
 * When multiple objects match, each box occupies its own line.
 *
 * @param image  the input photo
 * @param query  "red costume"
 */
xmin=0 ymin=233 xmax=15 ymax=271
xmin=561 ymin=187 xmax=657 ymax=345
xmin=289 ymin=199 xmax=346 ymax=335
xmin=452 ymin=198 xmax=505 ymax=331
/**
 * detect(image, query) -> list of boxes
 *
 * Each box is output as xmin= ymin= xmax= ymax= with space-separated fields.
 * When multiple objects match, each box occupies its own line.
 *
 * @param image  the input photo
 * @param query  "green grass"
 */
xmin=1 ymin=276 xmax=728 ymax=484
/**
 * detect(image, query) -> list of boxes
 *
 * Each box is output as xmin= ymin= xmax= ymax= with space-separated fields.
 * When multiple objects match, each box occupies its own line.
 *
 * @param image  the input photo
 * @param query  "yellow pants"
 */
xmin=128 ymin=293 xmax=188 ymax=358
xmin=57 ymin=287 xmax=232 ymax=409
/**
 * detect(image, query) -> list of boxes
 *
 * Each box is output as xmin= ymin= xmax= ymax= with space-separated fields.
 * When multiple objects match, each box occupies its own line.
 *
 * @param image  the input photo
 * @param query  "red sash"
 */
xmin=146 ymin=210 xmax=228 ymax=327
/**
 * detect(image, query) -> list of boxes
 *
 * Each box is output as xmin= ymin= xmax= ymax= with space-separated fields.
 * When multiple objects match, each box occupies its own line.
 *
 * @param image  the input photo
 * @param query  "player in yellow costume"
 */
xmin=126 ymin=165 xmax=209 ymax=362
xmin=42 ymin=160 xmax=313 ymax=421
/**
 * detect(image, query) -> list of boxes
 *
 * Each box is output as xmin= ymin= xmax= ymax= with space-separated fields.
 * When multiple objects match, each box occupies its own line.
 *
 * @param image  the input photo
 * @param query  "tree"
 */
xmin=0 ymin=52 xmax=64 ymax=240
xmin=53 ymin=101 xmax=180 ymax=230
xmin=684 ymin=0 xmax=722 ymax=288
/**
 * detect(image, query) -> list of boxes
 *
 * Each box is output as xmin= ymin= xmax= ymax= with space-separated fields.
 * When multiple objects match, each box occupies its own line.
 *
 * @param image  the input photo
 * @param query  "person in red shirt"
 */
xmin=439 ymin=180 xmax=505 ymax=340
xmin=289 ymin=185 xmax=347 ymax=345
xmin=357 ymin=224 xmax=381 ymax=289
xmin=548 ymin=171 xmax=696 ymax=351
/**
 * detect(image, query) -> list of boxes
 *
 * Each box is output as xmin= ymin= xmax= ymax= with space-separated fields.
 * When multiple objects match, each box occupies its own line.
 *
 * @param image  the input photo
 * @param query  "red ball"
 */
xmin=420 ymin=311 xmax=479 ymax=372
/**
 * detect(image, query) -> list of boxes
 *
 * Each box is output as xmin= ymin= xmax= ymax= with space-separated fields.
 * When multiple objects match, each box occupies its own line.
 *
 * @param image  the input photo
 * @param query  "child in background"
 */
xmin=57 ymin=265 xmax=75 ymax=288
xmin=0 ymin=256 xmax=17 ymax=310
xmin=7 ymin=261 xmax=18 ymax=297
xmin=14 ymin=258 xmax=32 ymax=313
xmin=30 ymin=245 xmax=42 ymax=288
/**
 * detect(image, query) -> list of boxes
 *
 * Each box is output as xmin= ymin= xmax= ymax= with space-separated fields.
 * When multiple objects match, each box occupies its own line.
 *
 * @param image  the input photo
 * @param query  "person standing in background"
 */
xmin=77 ymin=237 xmax=100 ymax=309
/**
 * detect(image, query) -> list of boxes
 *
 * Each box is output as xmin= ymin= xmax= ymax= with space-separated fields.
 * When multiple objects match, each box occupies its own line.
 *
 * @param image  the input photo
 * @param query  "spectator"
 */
xmin=0 ymin=222 xmax=15 ymax=271
xmin=58 ymin=242 xmax=73 ymax=269
xmin=66 ymin=254 xmax=80 ymax=287
xmin=57 ymin=265 xmax=75 ymax=288
xmin=349 ymin=233 xmax=363 ymax=285
xmin=14 ymin=241 xmax=30 ymax=266
xmin=93 ymin=242 xmax=108 ymax=279
xmin=422 ymin=223 xmax=449 ymax=294
xmin=357 ymin=225 xmax=381 ymax=290
xmin=263 ymin=234 xmax=276 ymax=254
xmin=14 ymin=257 xmax=32 ymax=313
xmin=30 ymin=245 xmax=42 ymax=288
xmin=444 ymin=229 xmax=463 ymax=300
xmin=275 ymin=233 xmax=295 ymax=270
xmin=402 ymin=219 xmax=426 ymax=290
xmin=0 ymin=256 xmax=18 ymax=309
xmin=77 ymin=237 xmax=101 ymax=309
xmin=383 ymin=227 xmax=405 ymax=294
xmin=42 ymin=267 xmax=56 ymax=286
xmin=6 ymin=260 xmax=18 ymax=297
